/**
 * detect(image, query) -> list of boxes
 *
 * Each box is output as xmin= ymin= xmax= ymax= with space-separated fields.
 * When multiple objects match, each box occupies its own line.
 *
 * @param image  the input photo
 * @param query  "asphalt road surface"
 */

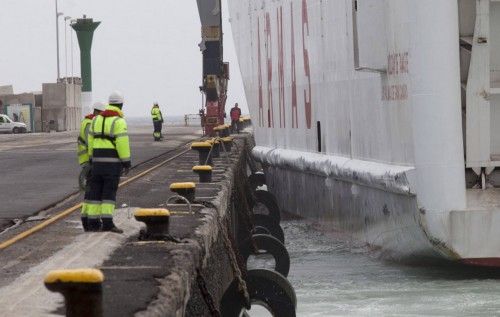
xmin=0 ymin=125 xmax=201 ymax=222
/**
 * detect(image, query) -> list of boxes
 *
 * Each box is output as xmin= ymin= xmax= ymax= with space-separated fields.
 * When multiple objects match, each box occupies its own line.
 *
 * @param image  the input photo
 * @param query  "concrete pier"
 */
xmin=0 ymin=126 xmax=254 ymax=316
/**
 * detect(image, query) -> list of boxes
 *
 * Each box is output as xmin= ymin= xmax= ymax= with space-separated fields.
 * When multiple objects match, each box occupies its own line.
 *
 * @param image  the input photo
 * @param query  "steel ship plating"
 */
xmin=229 ymin=0 xmax=500 ymax=266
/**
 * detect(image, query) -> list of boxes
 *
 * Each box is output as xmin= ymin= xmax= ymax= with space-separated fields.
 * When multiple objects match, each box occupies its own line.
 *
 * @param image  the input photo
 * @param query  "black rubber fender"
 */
xmin=255 ymin=189 xmax=279 ymax=206
xmin=253 ymin=190 xmax=281 ymax=223
xmin=248 ymin=172 xmax=266 ymax=189
xmin=252 ymin=214 xmax=285 ymax=244
xmin=252 ymin=226 xmax=270 ymax=236
xmin=240 ymin=234 xmax=290 ymax=277
xmin=220 ymin=269 xmax=296 ymax=317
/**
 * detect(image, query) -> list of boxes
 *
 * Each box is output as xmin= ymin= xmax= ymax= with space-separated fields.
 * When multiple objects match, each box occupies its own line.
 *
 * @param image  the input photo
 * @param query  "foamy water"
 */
xmin=283 ymin=220 xmax=500 ymax=317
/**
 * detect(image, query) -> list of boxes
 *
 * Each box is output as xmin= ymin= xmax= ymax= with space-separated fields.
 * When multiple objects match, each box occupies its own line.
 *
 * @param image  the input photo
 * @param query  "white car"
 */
xmin=0 ymin=114 xmax=27 ymax=133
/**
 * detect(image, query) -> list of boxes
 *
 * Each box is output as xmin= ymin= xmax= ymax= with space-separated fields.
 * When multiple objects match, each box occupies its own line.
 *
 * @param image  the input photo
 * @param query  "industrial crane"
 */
xmin=196 ymin=0 xmax=229 ymax=136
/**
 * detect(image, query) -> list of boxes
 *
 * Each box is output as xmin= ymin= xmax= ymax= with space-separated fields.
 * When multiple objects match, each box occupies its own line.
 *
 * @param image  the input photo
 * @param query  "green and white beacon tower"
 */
xmin=72 ymin=15 xmax=100 ymax=117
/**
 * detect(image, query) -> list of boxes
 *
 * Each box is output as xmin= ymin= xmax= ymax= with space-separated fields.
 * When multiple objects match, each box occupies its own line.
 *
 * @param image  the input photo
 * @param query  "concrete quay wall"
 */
xmin=97 ymin=134 xmax=254 ymax=316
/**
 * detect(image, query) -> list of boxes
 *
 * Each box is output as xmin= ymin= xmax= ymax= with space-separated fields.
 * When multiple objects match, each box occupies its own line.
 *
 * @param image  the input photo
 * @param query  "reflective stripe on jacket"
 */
xmin=151 ymin=107 xmax=163 ymax=122
xmin=88 ymin=105 xmax=131 ymax=165
xmin=77 ymin=115 xmax=94 ymax=165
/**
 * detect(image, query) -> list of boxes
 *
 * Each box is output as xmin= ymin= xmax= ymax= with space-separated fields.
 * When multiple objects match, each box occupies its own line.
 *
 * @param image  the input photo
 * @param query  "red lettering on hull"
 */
xmin=257 ymin=18 xmax=264 ymax=127
xmin=382 ymin=85 xmax=408 ymax=101
xmin=290 ymin=3 xmax=298 ymax=128
xmin=383 ymin=51 xmax=409 ymax=101
xmin=387 ymin=52 xmax=409 ymax=76
xmin=302 ymin=0 xmax=312 ymax=129
xmin=265 ymin=13 xmax=274 ymax=128
xmin=277 ymin=6 xmax=285 ymax=128
xmin=254 ymin=2 xmax=312 ymax=129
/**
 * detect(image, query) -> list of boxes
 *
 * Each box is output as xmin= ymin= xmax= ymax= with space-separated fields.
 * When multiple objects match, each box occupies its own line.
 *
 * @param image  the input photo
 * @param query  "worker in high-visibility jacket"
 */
xmin=82 ymin=91 xmax=131 ymax=233
xmin=78 ymin=102 xmax=105 ymax=231
xmin=77 ymin=102 xmax=105 ymax=166
xmin=151 ymin=102 xmax=163 ymax=141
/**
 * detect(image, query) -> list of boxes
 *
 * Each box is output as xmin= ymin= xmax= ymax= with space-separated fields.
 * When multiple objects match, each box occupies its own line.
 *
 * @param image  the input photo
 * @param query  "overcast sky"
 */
xmin=0 ymin=0 xmax=248 ymax=117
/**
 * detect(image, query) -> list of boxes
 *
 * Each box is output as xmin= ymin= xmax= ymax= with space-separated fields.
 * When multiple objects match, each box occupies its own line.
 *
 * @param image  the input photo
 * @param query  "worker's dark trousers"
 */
xmin=231 ymin=120 xmax=240 ymax=133
xmin=80 ymin=168 xmax=93 ymax=231
xmin=83 ymin=167 xmax=120 ymax=230
xmin=153 ymin=120 xmax=162 ymax=140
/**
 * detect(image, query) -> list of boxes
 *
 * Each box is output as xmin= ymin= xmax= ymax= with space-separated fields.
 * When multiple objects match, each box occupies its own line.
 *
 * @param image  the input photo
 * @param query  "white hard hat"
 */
xmin=92 ymin=101 xmax=106 ymax=112
xmin=108 ymin=91 xmax=124 ymax=104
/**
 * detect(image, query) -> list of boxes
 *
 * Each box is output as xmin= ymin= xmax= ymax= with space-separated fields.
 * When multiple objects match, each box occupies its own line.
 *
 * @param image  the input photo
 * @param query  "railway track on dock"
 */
xmin=0 ymin=140 xmax=198 ymax=251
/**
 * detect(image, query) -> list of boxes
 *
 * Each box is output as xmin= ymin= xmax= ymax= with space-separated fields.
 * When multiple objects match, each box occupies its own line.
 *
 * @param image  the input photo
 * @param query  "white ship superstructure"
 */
xmin=229 ymin=0 xmax=500 ymax=265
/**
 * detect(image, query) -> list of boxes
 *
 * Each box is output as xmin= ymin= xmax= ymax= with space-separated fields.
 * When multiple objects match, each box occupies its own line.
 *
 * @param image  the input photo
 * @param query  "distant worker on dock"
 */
xmin=199 ymin=108 xmax=206 ymax=135
xmin=77 ymin=102 xmax=105 ymax=227
xmin=230 ymin=103 xmax=242 ymax=133
xmin=151 ymin=102 xmax=164 ymax=141
xmin=82 ymin=91 xmax=131 ymax=233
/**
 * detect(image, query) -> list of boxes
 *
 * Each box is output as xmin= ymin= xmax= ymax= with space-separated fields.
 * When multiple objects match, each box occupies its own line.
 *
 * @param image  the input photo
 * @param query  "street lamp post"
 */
xmin=71 ymin=19 xmax=76 ymax=79
xmin=64 ymin=16 xmax=72 ymax=81
xmin=55 ymin=0 xmax=63 ymax=81
xmin=69 ymin=19 xmax=77 ymax=110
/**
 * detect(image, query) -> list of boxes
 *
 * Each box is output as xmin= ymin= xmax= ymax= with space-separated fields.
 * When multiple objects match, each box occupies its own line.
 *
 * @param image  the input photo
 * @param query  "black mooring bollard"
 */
xmin=170 ymin=182 xmax=196 ymax=202
xmin=191 ymin=141 xmax=213 ymax=166
xmin=134 ymin=208 xmax=170 ymax=240
xmin=44 ymin=269 xmax=104 ymax=317
xmin=192 ymin=165 xmax=213 ymax=183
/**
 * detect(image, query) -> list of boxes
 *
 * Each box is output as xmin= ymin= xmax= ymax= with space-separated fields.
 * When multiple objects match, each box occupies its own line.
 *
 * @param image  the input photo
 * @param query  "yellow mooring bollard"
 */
xmin=221 ymin=137 xmax=233 ymax=152
xmin=170 ymin=182 xmax=196 ymax=202
xmin=221 ymin=124 xmax=231 ymax=137
xmin=210 ymin=139 xmax=221 ymax=158
xmin=191 ymin=141 xmax=213 ymax=165
xmin=212 ymin=125 xmax=224 ymax=137
xmin=134 ymin=208 xmax=170 ymax=240
xmin=192 ymin=165 xmax=213 ymax=183
xmin=44 ymin=268 xmax=104 ymax=317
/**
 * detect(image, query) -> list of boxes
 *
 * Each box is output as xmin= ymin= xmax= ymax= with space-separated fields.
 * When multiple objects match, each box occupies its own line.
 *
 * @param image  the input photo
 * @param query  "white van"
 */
xmin=0 ymin=114 xmax=27 ymax=133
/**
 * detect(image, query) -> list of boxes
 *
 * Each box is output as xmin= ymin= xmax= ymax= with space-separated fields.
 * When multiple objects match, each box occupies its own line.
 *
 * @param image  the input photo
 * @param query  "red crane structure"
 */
xmin=196 ymin=0 xmax=229 ymax=136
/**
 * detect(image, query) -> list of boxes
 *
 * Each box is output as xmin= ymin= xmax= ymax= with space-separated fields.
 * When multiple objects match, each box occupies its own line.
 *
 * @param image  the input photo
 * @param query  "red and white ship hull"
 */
xmin=229 ymin=0 xmax=500 ymax=266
